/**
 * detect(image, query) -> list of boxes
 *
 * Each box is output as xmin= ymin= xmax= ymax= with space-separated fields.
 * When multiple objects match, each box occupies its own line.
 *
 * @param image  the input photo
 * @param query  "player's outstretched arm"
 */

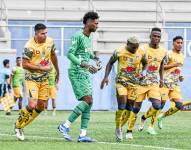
xmin=100 ymin=51 xmax=117 ymax=89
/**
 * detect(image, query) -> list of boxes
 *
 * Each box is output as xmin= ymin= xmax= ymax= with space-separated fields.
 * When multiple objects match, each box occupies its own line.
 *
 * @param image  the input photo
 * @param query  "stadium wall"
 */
xmin=0 ymin=21 xmax=191 ymax=111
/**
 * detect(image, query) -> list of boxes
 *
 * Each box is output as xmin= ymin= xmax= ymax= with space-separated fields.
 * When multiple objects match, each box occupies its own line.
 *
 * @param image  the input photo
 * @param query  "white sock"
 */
xmin=64 ymin=120 xmax=71 ymax=128
xmin=80 ymin=129 xmax=87 ymax=137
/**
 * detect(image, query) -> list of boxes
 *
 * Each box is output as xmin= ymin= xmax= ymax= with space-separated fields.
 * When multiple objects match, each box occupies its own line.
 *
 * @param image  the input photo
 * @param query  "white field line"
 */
xmin=0 ymin=133 xmax=183 ymax=150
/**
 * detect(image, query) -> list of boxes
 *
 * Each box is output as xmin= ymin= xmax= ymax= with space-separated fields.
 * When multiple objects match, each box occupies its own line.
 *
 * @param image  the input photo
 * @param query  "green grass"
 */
xmin=0 ymin=111 xmax=190 ymax=150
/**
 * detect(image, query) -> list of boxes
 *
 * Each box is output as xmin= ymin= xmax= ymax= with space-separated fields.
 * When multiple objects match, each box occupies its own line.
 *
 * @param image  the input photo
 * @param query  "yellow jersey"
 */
xmin=113 ymin=46 xmax=144 ymax=86
xmin=163 ymin=50 xmax=184 ymax=88
xmin=22 ymin=37 xmax=56 ymax=82
xmin=140 ymin=44 xmax=166 ymax=86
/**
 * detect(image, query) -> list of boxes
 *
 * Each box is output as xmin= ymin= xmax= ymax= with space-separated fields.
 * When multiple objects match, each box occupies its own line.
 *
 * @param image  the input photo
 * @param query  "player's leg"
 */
xmin=114 ymin=83 xmax=128 ymax=142
xmin=126 ymin=101 xmax=143 ymax=139
xmin=140 ymin=87 xmax=161 ymax=134
xmin=121 ymin=99 xmax=134 ymax=127
xmin=141 ymin=98 xmax=161 ymax=135
xmin=158 ymin=88 xmax=183 ymax=128
xmin=77 ymin=95 xmax=96 ymax=142
xmin=121 ymin=86 xmax=136 ymax=128
xmin=150 ymin=87 xmax=168 ymax=129
xmin=58 ymin=73 xmax=93 ymax=142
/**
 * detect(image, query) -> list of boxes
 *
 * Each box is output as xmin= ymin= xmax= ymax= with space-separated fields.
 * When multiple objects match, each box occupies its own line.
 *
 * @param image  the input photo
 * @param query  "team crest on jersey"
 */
xmin=154 ymin=57 xmax=157 ymax=61
xmin=122 ymin=56 xmax=127 ymax=61
xmin=148 ymin=55 xmax=152 ymax=59
xmin=136 ymin=55 xmax=139 ymax=60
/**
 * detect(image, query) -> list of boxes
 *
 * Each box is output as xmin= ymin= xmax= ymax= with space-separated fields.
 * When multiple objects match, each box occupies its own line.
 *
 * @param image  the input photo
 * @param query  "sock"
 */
xmin=68 ymin=101 xmax=89 ymax=123
xmin=80 ymin=129 xmax=87 ymax=137
xmin=143 ymin=107 xmax=158 ymax=119
xmin=115 ymin=110 xmax=125 ymax=128
xmin=121 ymin=110 xmax=131 ymax=127
xmin=127 ymin=111 xmax=137 ymax=132
xmin=150 ymin=109 xmax=162 ymax=128
xmin=64 ymin=120 xmax=71 ymax=128
xmin=20 ymin=108 xmax=41 ymax=128
xmin=15 ymin=106 xmax=32 ymax=128
xmin=81 ymin=104 xmax=91 ymax=129
xmin=163 ymin=106 xmax=179 ymax=117
xmin=18 ymin=98 xmax=22 ymax=110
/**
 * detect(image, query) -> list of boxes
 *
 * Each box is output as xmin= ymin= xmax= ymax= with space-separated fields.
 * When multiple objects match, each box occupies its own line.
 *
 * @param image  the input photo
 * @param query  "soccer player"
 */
xmin=12 ymin=57 xmax=24 ymax=111
xmin=14 ymin=23 xmax=59 ymax=141
xmin=58 ymin=11 xmax=99 ymax=142
xmin=100 ymin=36 xmax=146 ymax=142
xmin=0 ymin=59 xmax=12 ymax=115
xmin=126 ymin=27 xmax=166 ymax=139
xmin=156 ymin=36 xmax=185 ymax=129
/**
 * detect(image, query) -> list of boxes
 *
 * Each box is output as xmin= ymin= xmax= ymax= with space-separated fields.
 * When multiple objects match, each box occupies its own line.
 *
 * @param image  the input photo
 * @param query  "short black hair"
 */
xmin=173 ymin=36 xmax=183 ymax=42
xmin=16 ymin=57 xmax=21 ymax=60
xmin=34 ymin=23 xmax=46 ymax=32
xmin=83 ymin=11 xmax=99 ymax=24
xmin=151 ymin=27 xmax=161 ymax=33
xmin=3 ymin=59 xmax=9 ymax=67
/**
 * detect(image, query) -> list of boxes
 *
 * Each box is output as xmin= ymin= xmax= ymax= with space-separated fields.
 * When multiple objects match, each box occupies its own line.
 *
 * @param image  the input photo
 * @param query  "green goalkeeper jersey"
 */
xmin=67 ymin=29 xmax=95 ymax=74
xmin=12 ymin=66 xmax=24 ymax=88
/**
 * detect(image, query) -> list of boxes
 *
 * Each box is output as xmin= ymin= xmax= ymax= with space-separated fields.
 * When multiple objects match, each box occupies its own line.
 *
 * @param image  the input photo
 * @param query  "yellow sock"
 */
xmin=16 ymin=106 xmax=31 ymax=128
xmin=121 ymin=110 xmax=131 ymax=127
xmin=143 ymin=107 xmax=158 ymax=119
xmin=164 ymin=106 xmax=179 ymax=117
xmin=20 ymin=109 xmax=41 ymax=128
xmin=115 ymin=110 xmax=125 ymax=128
xmin=53 ymin=108 xmax=56 ymax=112
xmin=127 ymin=111 xmax=137 ymax=131
xmin=150 ymin=109 xmax=161 ymax=128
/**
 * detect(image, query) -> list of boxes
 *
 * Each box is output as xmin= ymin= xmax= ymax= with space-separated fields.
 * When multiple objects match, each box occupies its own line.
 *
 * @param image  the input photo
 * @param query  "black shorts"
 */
xmin=0 ymin=84 xmax=6 ymax=97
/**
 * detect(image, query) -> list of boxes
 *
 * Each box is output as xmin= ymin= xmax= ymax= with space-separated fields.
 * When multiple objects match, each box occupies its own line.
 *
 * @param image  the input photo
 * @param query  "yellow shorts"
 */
xmin=115 ymin=83 xmax=137 ymax=100
xmin=160 ymin=87 xmax=182 ymax=101
xmin=136 ymin=85 xmax=161 ymax=102
xmin=13 ymin=87 xmax=23 ymax=98
xmin=49 ymin=86 xmax=57 ymax=99
xmin=26 ymin=80 xmax=49 ymax=101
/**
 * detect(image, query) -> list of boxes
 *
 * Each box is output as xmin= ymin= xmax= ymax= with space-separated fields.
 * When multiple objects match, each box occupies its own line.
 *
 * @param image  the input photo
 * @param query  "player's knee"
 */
xmin=83 ymin=96 xmax=93 ymax=105
xmin=175 ymin=102 xmax=183 ymax=110
xmin=36 ymin=100 xmax=46 ymax=111
xmin=118 ymin=104 xmax=126 ymax=110
xmin=132 ymin=107 xmax=140 ymax=114
xmin=28 ymin=102 xmax=36 ymax=110
xmin=152 ymin=102 xmax=161 ymax=110
xmin=126 ymin=104 xmax=133 ymax=111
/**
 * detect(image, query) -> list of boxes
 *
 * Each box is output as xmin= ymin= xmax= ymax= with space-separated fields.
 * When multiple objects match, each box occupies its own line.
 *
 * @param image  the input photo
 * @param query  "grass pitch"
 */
xmin=0 ymin=111 xmax=190 ymax=150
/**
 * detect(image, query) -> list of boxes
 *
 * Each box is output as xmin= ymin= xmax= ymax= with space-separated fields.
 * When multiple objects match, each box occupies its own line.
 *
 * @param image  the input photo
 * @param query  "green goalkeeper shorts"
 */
xmin=68 ymin=69 xmax=92 ymax=100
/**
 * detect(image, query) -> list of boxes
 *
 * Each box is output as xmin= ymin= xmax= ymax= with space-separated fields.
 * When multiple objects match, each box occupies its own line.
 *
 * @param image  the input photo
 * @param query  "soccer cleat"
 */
xmin=138 ymin=116 xmax=145 ymax=132
xmin=125 ymin=132 xmax=133 ymax=140
xmin=77 ymin=135 xmax=96 ymax=142
xmin=146 ymin=127 xmax=157 ymax=135
xmin=58 ymin=124 xmax=72 ymax=141
xmin=115 ymin=128 xmax=123 ymax=142
xmin=15 ymin=128 xmax=25 ymax=141
xmin=157 ymin=114 xmax=163 ymax=129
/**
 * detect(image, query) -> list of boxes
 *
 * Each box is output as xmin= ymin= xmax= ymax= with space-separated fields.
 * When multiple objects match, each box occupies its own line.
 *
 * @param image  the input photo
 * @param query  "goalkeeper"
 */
xmin=58 ymin=11 xmax=100 ymax=142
